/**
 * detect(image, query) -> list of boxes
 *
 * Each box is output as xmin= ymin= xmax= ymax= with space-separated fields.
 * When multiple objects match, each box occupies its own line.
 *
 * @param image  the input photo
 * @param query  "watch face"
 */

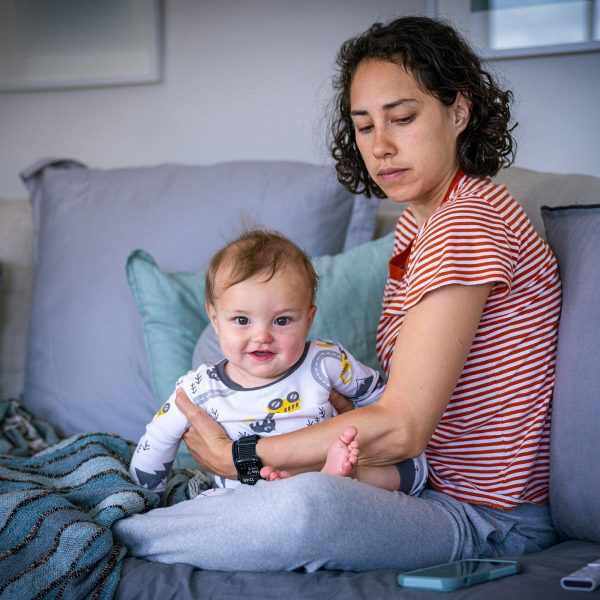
xmin=237 ymin=458 xmax=261 ymax=475
xmin=236 ymin=458 xmax=262 ymax=484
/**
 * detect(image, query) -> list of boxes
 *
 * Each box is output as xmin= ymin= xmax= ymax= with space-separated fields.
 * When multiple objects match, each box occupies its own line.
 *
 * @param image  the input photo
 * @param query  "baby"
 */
xmin=130 ymin=229 xmax=427 ymax=493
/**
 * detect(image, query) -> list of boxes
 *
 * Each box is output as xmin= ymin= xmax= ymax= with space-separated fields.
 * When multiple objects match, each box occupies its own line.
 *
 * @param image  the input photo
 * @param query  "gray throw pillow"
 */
xmin=192 ymin=326 xmax=223 ymax=368
xmin=20 ymin=159 xmax=379 ymax=441
xmin=542 ymin=204 xmax=600 ymax=542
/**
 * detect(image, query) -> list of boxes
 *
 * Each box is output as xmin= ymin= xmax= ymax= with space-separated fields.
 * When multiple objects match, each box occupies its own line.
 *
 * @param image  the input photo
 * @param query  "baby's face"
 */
xmin=206 ymin=269 xmax=316 ymax=388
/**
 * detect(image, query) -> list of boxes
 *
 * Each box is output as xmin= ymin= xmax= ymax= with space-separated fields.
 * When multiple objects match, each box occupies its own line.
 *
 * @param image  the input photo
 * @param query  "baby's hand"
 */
xmin=329 ymin=389 xmax=354 ymax=413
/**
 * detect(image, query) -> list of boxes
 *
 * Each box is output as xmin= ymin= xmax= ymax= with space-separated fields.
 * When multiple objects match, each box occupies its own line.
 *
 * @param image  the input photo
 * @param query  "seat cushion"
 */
xmin=117 ymin=540 xmax=600 ymax=599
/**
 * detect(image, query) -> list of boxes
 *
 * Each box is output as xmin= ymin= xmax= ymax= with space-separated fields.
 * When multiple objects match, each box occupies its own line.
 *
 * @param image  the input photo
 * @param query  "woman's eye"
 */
xmin=356 ymin=124 xmax=373 ymax=134
xmin=274 ymin=317 xmax=290 ymax=326
xmin=234 ymin=316 xmax=249 ymax=325
xmin=393 ymin=114 xmax=415 ymax=125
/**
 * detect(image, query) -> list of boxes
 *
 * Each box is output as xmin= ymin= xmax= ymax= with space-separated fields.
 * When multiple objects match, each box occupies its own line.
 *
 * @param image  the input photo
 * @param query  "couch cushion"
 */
xmin=192 ymin=323 xmax=223 ymax=367
xmin=19 ymin=159 xmax=379 ymax=441
xmin=493 ymin=167 xmax=600 ymax=237
xmin=542 ymin=204 xmax=600 ymax=542
xmin=117 ymin=540 xmax=600 ymax=600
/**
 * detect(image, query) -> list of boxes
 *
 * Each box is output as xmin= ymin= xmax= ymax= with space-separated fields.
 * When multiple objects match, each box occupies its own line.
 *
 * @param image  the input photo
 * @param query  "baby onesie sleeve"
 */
xmin=129 ymin=375 xmax=195 ymax=492
xmin=315 ymin=340 xmax=386 ymax=408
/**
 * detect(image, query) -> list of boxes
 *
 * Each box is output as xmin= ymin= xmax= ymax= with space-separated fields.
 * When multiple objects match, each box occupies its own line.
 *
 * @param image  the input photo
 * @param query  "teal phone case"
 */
xmin=397 ymin=559 xmax=520 ymax=592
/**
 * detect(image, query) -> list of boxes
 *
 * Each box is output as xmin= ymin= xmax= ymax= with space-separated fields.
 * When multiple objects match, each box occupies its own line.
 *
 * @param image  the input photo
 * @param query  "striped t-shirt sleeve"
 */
xmin=403 ymin=200 xmax=518 ymax=311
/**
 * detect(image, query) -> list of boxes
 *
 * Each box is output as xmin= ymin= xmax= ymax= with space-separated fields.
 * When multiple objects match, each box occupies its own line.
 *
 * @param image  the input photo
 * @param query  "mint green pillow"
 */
xmin=126 ymin=250 xmax=209 ymax=405
xmin=309 ymin=232 xmax=394 ymax=371
xmin=127 ymin=231 xmax=394 ymax=406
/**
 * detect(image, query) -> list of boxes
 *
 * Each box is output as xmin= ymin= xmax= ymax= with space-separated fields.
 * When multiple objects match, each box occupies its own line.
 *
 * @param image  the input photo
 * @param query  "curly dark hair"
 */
xmin=329 ymin=16 xmax=516 ymax=198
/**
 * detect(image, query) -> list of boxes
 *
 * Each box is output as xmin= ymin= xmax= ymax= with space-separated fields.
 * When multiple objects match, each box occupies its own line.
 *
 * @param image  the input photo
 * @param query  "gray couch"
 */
xmin=0 ymin=161 xmax=599 ymax=598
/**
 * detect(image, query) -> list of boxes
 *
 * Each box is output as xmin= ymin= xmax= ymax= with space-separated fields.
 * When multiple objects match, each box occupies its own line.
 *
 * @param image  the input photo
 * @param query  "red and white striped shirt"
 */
xmin=376 ymin=173 xmax=561 ymax=510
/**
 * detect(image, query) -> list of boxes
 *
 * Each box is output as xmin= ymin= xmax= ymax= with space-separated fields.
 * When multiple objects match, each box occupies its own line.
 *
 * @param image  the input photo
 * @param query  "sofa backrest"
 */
xmin=376 ymin=166 xmax=600 ymax=238
xmin=493 ymin=167 xmax=600 ymax=237
xmin=2 ymin=166 xmax=600 ymax=542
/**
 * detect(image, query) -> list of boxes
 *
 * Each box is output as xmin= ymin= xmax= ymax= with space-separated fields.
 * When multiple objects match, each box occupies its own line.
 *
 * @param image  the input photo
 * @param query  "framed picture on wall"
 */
xmin=0 ymin=0 xmax=162 ymax=92
xmin=428 ymin=0 xmax=600 ymax=59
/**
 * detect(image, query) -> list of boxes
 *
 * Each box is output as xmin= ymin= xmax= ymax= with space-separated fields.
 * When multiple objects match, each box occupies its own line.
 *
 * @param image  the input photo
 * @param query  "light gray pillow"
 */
xmin=192 ymin=326 xmax=223 ymax=368
xmin=542 ymin=204 xmax=600 ymax=542
xmin=20 ymin=159 xmax=379 ymax=441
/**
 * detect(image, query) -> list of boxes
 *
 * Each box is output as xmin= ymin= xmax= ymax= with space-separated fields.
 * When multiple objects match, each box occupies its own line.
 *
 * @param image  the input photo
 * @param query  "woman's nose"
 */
xmin=372 ymin=127 xmax=396 ymax=159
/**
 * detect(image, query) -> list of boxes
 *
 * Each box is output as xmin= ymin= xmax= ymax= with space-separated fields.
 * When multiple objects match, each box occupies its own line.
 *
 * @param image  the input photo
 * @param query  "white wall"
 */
xmin=496 ymin=51 xmax=600 ymax=179
xmin=1 ymin=0 xmax=599 ymax=200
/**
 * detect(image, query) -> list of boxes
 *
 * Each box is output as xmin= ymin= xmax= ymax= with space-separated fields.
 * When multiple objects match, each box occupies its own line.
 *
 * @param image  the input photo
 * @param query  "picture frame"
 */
xmin=427 ymin=0 xmax=600 ymax=59
xmin=0 ymin=0 xmax=162 ymax=92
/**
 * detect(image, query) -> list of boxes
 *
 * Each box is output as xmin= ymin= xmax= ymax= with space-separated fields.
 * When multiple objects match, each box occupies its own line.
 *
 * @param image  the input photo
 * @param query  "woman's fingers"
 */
xmin=176 ymin=388 xmax=236 ymax=478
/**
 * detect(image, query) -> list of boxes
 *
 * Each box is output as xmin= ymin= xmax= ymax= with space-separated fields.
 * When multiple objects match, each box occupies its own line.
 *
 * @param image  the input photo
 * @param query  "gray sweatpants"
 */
xmin=112 ymin=472 xmax=557 ymax=572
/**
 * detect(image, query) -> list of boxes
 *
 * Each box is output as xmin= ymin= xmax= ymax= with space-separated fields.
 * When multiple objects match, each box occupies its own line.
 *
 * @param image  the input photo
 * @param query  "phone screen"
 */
xmin=410 ymin=559 xmax=508 ymax=578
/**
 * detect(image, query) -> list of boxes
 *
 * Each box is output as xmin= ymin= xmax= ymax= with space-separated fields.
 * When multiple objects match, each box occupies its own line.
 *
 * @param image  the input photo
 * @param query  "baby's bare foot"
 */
xmin=322 ymin=426 xmax=360 ymax=477
xmin=260 ymin=465 xmax=292 ymax=481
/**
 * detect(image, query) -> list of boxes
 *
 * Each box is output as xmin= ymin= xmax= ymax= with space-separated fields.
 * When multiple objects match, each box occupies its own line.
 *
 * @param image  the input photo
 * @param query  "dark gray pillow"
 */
xmin=542 ymin=204 xmax=600 ymax=542
xmin=20 ymin=159 xmax=378 ymax=441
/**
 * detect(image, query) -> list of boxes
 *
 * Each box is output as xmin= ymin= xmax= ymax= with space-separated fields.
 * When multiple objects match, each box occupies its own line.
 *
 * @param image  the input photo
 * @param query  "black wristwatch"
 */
xmin=232 ymin=435 xmax=263 ymax=485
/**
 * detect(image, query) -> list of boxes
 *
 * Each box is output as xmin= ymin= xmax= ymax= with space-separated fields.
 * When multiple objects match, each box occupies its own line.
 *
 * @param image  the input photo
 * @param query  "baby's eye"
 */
xmin=234 ymin=316 xmax=250 ymax=325
xmin=274 ymin=316 xmax=291 ymax=326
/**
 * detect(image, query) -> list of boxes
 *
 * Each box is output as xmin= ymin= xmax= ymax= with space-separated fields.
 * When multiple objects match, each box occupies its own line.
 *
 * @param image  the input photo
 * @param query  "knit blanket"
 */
xmin=0 ymin=401 xmax=208 ymax=599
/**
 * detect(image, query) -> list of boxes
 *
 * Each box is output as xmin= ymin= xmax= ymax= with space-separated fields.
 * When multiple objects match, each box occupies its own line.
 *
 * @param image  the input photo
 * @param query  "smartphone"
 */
xmin=397 ymin=559 xmax=520 ymax=592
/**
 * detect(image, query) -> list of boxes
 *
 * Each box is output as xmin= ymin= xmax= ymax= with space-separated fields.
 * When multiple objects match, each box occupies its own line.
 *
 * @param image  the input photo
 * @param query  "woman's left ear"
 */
xmin=453 ymin=93 xmax=471 ymax=133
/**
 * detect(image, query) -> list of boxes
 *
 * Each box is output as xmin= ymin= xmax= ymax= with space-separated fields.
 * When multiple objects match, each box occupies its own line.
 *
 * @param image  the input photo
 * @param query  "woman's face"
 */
xmin=349 ymin=59 xmax=470 ymax=223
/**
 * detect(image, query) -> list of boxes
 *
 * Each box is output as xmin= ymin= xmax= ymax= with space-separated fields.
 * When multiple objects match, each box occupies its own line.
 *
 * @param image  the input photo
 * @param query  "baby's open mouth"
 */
xmin=251 ymin=351 xmax=274 ymax=359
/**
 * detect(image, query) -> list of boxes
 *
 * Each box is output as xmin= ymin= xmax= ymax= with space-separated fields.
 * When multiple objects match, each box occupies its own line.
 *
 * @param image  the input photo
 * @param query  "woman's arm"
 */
xmin=179 ymin=282 xmax=493 ymax=478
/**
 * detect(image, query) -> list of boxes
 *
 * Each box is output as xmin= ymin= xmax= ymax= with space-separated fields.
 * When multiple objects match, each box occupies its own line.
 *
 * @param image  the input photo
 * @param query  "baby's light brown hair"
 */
xmin=205 ymin=229 xmax=318 ymax=305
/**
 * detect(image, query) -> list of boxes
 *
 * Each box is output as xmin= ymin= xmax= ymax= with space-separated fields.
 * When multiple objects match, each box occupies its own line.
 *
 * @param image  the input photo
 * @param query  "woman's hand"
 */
xmin=176 ymin=388 xmax=237 ymax=479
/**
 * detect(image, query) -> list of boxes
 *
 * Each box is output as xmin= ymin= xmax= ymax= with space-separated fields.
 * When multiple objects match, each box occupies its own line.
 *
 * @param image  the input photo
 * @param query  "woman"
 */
xmin=114 ymin=16 xmax=560 ymax=571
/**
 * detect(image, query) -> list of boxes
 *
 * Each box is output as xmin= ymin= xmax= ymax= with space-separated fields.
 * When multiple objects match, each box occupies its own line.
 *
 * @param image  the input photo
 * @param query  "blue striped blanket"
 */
xmin=0 ymin=426 xmax=195 ymax=599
